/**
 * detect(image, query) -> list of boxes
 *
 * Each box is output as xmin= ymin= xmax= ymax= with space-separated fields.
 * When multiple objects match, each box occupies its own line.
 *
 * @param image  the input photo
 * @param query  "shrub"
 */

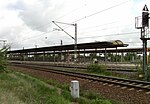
xmin=147 ymin=67 xmax=150 ymax=81
xmin=136 ymin=65 xmax=144 ymax=80
xmin=87 ymin=64 xmax=107 ymax=73
xmin=136 ymin=64 xmax=150 ymax=81
xmin=0 ymin=45 xmax=10 ymax=72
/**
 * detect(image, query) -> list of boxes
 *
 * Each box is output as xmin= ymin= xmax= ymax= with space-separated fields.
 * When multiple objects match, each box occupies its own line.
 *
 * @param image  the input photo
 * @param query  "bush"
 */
xmin=137 ymin=65 xmax=144 ymax=80
xmin=136 ymin=65 xmax=150 ymax=81
xmin=147 ymin=67 xmax=150 ymax=81
xmin=87 ymin=64 xmax=107 ymax=73
xmin=0 ymin=45 xmax=10 ymax=72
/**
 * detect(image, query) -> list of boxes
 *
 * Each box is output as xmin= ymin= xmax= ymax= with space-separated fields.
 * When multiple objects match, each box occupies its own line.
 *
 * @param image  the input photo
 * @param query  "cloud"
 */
xmin=0 ymin=0 xmax=67 ymax=49
xmin=0 ymin=0 xmax=150 ymax=50
xmin=19 ymin=0 xmax=64 ymax=32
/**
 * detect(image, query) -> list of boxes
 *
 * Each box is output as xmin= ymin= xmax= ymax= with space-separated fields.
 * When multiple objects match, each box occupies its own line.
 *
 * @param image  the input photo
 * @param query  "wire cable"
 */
xmin=72 ymin=0 xmax=130 ymax=23
xmin=58 ymin=0 xmax=130 ymax=30
xmin=14 ymin=0 xmax=130 ymax=46
xmin=55 ymin=4 xmax=86 ymax=20
xmin=78 ymin=24 xmax=133 ymax=34
xmin=78 ymin=31 xmax=140 ymax=39
xmin=12 ymin=30 xmax=54 ymax=45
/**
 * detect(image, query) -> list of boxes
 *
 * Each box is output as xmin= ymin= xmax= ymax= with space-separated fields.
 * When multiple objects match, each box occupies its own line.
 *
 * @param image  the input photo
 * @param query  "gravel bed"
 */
xmin=9 ymin=66 xmax=150 ymax=104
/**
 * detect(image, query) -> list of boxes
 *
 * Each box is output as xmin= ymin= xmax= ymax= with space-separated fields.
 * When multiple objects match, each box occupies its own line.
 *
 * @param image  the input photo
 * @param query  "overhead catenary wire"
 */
xmin=56 ymin=0 xmax=130 ymax=31
xmin=21 ymin=4 xmax=86 ymax=37
xmin=11 ymin=5 xmax=87 ymax=45
xmin=78 ymin=31 xmax=140 ymax=39
xmin=55 ymin=31 xmax=140 ymax=39
xmin=13 ymin=5 xmax=86 ymax=45
xmin=78 ymin=24 xmax=134 ymax=35
xmin=55 ymin=4 xmax=86 ymax=20
xmin=12 ymin=0 xmax=131 ymax=48
xmin=21 ymin=22 xmax=52 ymax=39
xmin=18 ymin=21 xmax=132 ymax=44
xmin=30 ymin=0 xmax=129 ymax=36
xmin=54 ymin=31 xmax=141 ymax=46
xmin=79 ymin=21 xmax=119 ymax=31
xmin=72 ymin=0 xmax=130 ymax=23
xmin=13 ymin=30 xmax=140 ymax=47
xmin=12 ymin=30 xmax=54 ymax=45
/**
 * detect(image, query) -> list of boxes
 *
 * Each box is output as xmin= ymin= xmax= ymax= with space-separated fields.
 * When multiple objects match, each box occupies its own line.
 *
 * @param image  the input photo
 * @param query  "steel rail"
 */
xmin=11 ymin=63 xmax=150 ymax=91
xmin=10 ymin=61 xmax=137 ymax=72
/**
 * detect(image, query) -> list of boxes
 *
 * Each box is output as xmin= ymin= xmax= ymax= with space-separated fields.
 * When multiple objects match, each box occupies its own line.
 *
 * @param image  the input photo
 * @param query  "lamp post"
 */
xmin=52 ymin=21 xmax=77 ymax=63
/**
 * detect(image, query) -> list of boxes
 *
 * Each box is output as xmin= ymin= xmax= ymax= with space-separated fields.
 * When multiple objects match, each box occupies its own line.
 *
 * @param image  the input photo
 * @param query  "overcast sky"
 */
xmin=0 ymin=0 xmax=150 ymax=50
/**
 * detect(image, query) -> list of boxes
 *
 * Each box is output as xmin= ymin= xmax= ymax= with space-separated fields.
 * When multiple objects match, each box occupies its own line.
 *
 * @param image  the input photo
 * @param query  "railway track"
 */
xmin=9 ymin=61 xmax=137 ymax=72
xmin=11 ymin=63 xmax=150 ymax=92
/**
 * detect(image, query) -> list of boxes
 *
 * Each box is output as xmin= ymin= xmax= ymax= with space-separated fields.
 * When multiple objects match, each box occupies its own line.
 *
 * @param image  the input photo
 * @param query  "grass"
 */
xmin=86 ymin=63 xmax=129 ymax=79
xmin=0 ymin=71 xmax=70 ymax=104
xmin=46 ymin=78 xmax=116 ymax=104
xmin=0 ymin=69 xmax=117 ymax=104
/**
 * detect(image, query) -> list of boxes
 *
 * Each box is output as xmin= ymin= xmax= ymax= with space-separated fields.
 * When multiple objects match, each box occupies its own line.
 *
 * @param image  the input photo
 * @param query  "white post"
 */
xmin=71 ymin=80 xmax=79 ymax=98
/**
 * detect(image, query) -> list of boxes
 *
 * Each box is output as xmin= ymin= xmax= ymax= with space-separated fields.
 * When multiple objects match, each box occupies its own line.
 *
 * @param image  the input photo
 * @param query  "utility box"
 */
xmin=71 ymin=80 xmax=79 ymax=98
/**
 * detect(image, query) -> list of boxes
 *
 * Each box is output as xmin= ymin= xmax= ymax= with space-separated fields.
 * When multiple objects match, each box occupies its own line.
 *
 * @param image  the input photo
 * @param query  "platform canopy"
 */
xmin=7 ymin=40 xmax=128 ymax=53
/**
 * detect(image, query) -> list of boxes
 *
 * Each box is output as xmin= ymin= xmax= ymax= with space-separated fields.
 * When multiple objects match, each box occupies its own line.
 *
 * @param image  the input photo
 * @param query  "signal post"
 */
xmin=136 ymin=5 xmax=150 ymax=81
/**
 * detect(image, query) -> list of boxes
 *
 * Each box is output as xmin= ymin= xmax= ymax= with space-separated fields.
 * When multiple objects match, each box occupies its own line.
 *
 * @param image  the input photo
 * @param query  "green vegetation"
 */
xmin=86 ymin=63 xmax=130 ymax=79
xmin=79 ymin=91 xmax=115 ymax=104
xmin=0 ymin=72 xmax=70 ymax=104
xmin=0 ymin=45 xmax=10 ymax=72
xmin=107 ymin=53 xmax=141 ymax=63
xmin=0 ymin=45 xmax=115 ymax=104
xmin=46 ymin=78 xmax=115 ymax=104
xmin=87 ymin=63 xmax=107 ymax=73
xmin=137 ymin=66 xmax=150 ymax=81
xmin=136 ymin=65 xmax=143 ymax=80
xmin=32 ymin=73 xmax=115 ymax=104
xmin=0 ymin=71 xmax=115 ymax=104
xmin=147 ymin=68 xmax=150 ymax=81
xmin=135 ymin=61 xmax=150 ymax=81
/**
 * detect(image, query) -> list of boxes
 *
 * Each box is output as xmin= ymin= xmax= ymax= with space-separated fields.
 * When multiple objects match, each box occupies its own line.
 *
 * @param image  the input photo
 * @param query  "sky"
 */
xmin=0 ymin=0 xmax=150 ymax=50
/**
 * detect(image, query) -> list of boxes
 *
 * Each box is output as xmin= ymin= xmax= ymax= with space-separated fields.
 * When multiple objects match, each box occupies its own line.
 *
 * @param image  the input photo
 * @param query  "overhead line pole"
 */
xmin=52 ymin=21 xmax=77 ymax=63
xmin=52 ymin=21 xmax=75 ymax=40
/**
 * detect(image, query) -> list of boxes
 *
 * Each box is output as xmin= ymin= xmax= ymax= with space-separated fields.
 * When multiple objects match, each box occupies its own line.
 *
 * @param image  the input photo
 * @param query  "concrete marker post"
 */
xmin=71 ymin=80 xmax=79 ymax=98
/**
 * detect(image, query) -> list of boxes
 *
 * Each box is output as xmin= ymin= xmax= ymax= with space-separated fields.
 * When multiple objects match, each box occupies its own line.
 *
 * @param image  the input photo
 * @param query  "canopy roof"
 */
xmin=8 ymin=40 xmax=128 ymax=53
